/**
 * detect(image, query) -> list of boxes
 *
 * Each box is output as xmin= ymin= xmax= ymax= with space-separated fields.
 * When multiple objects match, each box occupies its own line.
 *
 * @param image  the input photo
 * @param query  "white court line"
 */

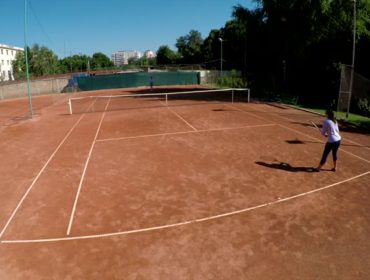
xmin=66 ymin=98 xmax=111 ymax=235
xmin=232 ymin=103 xmax=370 ymax=164
xmin=342 ymin=137 xmax=370 ymax=150
xmin=225 ymin=104 xmax=273 ymax=123
xmin=265 ymin=109 xmax=370 ymax=150
xmin=165 ymin=106 xmax=198 ymax=131
xmin=159 ymin=96 xmax=197 ymax=131
xmin=96 ymin=123 xmax=276 ymax=143
xmin=2 ymin=170 xmax=369 ymax=244
xmin=279 ymin=124 xmax=370 ymax=164
xmin=0 ymin=113 xmax=87 ymax=239
xmin=249 ymin=104 xmax=370 ymax=150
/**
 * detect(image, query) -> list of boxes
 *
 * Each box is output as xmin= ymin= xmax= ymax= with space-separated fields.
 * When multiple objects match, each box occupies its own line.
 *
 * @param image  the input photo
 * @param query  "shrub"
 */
xmin=357 ymin=98 xmax=370 ymax=117
xmin=217 ymin=70 xmax=247 ymax=88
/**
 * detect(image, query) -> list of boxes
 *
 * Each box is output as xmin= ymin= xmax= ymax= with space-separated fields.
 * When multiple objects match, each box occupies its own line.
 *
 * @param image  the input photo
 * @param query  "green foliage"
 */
xmin=8 ymin=0 xmax=370 ymax=109
xmin=357 ymin=98 xmax=370 ymax=117
xmin=302 ymin=107 xmax=370 ymax=131
xmin=12 ymin=50 xmax=26 ymax=79
xmin=29 ymin=44 xmax=59 ymax=76
xmin=217 ymin=70 xmax=247 ymax=88
xmin=60 ymin=55 xmax=89 ymax=72
xmin=128 ymin=56 xmax=156 ymax=66
xmin=175 ymin=30 xmax=203 ymax=63
xmin=91 ymin=52 xmax=114 ymax=69
xmin=355 ymin=0 xmax=370 ymax=38
xmin=12 ymin=45 xmax=59 ymax=79
xmin=202 ymin=29 xmax=222 ymax=66
xmin=156 ymin=45 xmax=180 ymax=64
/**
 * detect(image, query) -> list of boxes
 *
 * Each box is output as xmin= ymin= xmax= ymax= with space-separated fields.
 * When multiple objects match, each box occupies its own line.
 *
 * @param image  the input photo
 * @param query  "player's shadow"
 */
xmin=255 ymin=161 xmax=317 ymax=173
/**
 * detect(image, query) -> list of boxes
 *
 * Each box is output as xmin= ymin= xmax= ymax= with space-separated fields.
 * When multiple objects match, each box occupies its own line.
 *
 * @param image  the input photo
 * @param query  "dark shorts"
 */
xmin=320 ymin=140 xmax=341 ymax=165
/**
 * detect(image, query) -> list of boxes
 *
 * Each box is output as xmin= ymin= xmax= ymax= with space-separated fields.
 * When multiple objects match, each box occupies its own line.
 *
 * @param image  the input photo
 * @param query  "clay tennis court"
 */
xmin=0 ymin=86 xmax=369 ymax=279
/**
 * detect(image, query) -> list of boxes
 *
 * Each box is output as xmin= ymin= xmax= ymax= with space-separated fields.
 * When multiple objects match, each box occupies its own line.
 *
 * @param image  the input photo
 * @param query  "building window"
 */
xmin=1 ymin=49 xmax=3 ymax=55
xmin=1 ymin=60 xmax=3 ymax=65
xmin=7 ymin=60 xmax=10 ymax=65
xmin=11 ymin=50 xmax=14 ymax=56
xmin=6 ymin=49 xmax=8 ymax=55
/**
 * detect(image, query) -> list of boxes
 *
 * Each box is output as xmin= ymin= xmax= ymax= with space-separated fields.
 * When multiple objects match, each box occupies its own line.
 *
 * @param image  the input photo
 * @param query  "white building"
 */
xmin=111 ymin=50 xmax=142 ymax=66
xmin=144 ymin=50 xmax=156 ymax=59
xmin=0 ymin=44 xmax=23 ymax=81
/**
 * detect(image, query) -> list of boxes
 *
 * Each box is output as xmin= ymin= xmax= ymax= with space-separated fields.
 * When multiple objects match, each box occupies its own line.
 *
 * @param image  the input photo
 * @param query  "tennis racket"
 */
xmin=309 ymin=120 xmax=321 ymax=132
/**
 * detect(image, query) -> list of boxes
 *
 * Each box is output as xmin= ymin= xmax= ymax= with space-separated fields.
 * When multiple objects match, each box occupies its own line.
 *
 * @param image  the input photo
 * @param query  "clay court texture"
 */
xmin=0 ymin=85 xmax=369 ymax=279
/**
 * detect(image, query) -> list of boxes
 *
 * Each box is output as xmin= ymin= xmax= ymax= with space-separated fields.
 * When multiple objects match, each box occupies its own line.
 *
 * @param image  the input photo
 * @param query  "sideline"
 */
xmin=0 ymin=113 xmax=87 ymax=238
xmin=231 ymin=103 xmax=370 ymax=164
xmin=279 ymin=123 xmax=370 ymax=164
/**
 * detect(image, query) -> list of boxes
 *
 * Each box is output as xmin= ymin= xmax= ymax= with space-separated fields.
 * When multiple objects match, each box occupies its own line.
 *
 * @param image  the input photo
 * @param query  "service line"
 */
xmin=166 ymin=106 xmax=198 ymax=131
xmin=225 ymin=104 xmax=273 ymax=123
xmin=2 ymin=170 xmax=369 ymax=244
xmin=96 ymin=123 xmax=276 ymax=143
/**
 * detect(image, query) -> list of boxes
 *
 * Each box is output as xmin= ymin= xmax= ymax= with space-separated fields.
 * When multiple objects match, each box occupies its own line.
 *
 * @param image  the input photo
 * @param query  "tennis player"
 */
xmin=315 ymin=109 xmax=341 ymax=172
xmin=149 ymin=76 xmax=154 ymax=91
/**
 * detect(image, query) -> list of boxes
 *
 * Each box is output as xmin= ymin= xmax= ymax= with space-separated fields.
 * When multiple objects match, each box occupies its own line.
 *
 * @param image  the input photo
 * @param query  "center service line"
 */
xmin=66 ymin=98 xmax=111 ymax=235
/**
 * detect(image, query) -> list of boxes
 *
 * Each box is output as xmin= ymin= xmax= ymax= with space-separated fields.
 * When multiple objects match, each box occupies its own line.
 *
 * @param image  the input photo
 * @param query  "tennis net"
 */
xmin=67 ymin=88 xmax=250 ymax=114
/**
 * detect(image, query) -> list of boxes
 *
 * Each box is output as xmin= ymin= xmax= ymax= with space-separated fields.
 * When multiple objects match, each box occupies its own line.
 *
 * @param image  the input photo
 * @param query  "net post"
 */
xmin=232 ymin=89 xmax=234 ymax=103
xmin=68 ymin=98 xmax=72 ymax=115
xmin=247 ymin=89 xmax=250 ymax=103
xmin=166 ymin=93 xmax=168 ymax=105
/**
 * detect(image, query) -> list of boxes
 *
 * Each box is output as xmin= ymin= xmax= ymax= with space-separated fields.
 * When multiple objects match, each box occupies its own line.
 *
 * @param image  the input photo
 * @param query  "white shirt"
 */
xmin=321 ymin=119 xmax=341 ymax=143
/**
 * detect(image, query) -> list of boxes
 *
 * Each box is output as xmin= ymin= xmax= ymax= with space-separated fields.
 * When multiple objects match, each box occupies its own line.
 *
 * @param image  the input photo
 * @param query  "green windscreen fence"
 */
xmin=76 ymin=72 xmax=200 ymax=91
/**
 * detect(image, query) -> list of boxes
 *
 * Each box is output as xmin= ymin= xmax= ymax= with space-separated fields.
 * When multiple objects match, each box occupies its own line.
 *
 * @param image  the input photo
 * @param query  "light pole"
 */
xmin=347 ymin=0 xmax=357 ymax=118
xmin=218 ymin=37 xmax=223 ymax=77
xmin=24 ymin=0 xmax=33 ymax=118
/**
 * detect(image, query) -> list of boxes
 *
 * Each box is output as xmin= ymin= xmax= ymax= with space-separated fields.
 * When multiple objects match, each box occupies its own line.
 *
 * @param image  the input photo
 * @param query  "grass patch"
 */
xmin=294 ymin=106 xmax=370 ymax=131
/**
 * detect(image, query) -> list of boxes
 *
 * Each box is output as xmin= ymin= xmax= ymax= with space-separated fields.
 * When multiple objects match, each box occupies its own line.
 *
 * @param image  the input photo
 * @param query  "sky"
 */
xmin=1 ymin=0 xmax=256 ymax=58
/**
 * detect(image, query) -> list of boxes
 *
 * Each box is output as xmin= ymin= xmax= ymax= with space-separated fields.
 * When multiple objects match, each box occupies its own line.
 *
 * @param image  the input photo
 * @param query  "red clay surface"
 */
xmin=0 ymin=87 xmax=369 ymax=279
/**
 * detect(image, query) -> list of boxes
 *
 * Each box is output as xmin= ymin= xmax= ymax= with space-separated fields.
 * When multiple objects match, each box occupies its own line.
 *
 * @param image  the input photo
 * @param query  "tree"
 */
xmin=90 ymin=52 xmax=113 ymax=70
xmin=242 ymin=0 xmax=370 ymax=104
xmin=29 ymin=44 xmax=59 ymax=76
xmin=12 ymin=44 xmax=59 ymax=79
xmin=202 ymin=29 xmax=223 ymax=69
xmin=156 ymin=45 xmax=179 ymax=64
xmin=175 ymin=30 xmax=204 ymax=63
xmin=60 ymin=55 xmax=89 ymax=73
xmin=12 ymin=49 xmax=26 ymax=79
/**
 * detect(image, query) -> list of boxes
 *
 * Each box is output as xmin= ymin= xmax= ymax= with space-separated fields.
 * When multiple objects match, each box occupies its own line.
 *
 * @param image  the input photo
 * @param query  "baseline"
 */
xmin=2 ymin=171 xmax=368 ymax=244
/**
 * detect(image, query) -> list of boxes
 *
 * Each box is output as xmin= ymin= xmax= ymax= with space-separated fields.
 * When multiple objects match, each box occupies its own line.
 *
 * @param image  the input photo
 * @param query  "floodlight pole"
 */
xmin=219 ymin=37 xmax=223 ymax=77
xmin=346 ymin=0 xmax=356 ymax=119
xmin=24 ymin=0 xmax=33 ymax=118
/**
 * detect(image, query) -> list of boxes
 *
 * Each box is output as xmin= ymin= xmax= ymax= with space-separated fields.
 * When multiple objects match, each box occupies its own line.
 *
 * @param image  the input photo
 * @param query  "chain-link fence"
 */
xmin=337 ymin=64 xmax=370 ymax=117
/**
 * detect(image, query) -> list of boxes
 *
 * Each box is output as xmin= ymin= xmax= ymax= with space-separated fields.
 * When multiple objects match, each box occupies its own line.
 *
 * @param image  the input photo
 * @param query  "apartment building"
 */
xmin=111 ymin=50 xmax=142 ymax=66
xmin=0 ymin=44 xmax=23 ymax=81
